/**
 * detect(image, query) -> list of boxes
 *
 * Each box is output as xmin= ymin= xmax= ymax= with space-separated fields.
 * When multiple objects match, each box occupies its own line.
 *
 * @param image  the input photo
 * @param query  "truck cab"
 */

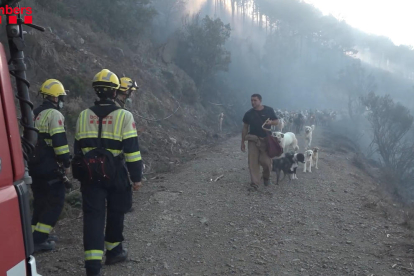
xmin=0 ymin=40 xmax=41 ymax=275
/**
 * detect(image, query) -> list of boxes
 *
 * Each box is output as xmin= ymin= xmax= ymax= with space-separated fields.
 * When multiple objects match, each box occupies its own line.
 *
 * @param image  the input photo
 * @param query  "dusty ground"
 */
xmin=36 ymin=127 xmax=414 ymax=276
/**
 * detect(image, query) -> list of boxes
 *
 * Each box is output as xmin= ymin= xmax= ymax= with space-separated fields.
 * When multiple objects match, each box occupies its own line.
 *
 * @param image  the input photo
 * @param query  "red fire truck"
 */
xmin=0 ymin=1 xmax=44 ymax=275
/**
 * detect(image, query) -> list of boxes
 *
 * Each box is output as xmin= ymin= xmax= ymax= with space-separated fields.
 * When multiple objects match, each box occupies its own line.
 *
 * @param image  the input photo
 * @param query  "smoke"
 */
xmin=147 ymin=0 xmax=414 ymax=202
xmin=150 ymin=0 xmax=414 ymax=126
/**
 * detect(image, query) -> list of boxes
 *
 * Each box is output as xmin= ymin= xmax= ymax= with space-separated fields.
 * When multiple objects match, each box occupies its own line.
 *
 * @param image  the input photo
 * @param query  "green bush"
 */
xmin=62 ymin=75 xmax=89 ymax=97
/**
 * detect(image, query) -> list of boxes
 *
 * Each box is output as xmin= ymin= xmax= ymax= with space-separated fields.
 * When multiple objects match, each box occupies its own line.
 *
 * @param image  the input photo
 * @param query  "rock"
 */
xmin=163 ymin=262 xmax=169 ymax=269
xmin=78 ymin=37 xmax=85 ymax=44
xmin=255 ymin=259 xmax=266 ymax=265
xmin=200 ymin=217 xmax=208 ymax=225
xmin=65 ymin=190 xmax=82 ymax=208
xmin=140 ymin=145 xmax=149 ymax=154
xmin=49 ymin=267 xmax=59 ymax=273
xmin=113 ymin=47 xmax=124 ymax=58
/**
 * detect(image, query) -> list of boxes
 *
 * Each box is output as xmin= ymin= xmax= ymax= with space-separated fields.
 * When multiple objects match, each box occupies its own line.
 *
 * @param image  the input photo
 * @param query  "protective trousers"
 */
xmin=31 ymin=177 xmax=65 ymax=244
xmin=247 ymin=137 xmax=271 ymax=186
xmin=82 ymin=183 xmax=132 ymax=274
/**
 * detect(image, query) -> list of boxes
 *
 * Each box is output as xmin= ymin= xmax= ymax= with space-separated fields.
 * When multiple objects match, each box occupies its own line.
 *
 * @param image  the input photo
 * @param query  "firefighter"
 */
xmin=115 ymin=76 xmax=138 ymax=110
xmin=73 ymin=69 xmax=143 ymax=276
xmin=28 ymin=79 xmax=71 ymax=252
xmin=116 ymin=76 xmax=139 ymax=213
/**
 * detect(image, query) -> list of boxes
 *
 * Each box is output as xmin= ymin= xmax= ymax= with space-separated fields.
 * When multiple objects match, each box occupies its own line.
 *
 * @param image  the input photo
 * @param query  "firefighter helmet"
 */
xmin=92 ymin=69 xmax=120 ymax=89
xmin=119 ymin=77 xmax=138 ymax=93
xmin=39 ymin=79 xmax=67 ymax=97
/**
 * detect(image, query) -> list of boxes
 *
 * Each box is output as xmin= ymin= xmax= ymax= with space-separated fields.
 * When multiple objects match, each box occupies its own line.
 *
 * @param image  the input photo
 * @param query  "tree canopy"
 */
xmin=176 ymin=15 xmax=231 ymax=87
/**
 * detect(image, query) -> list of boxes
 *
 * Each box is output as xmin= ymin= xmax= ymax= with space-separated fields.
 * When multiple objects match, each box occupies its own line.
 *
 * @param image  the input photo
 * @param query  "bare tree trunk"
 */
xmin=231 ymin=0 xmax=235 ymax=23
xmin=348 ymin=94 xmax=354 ymax=120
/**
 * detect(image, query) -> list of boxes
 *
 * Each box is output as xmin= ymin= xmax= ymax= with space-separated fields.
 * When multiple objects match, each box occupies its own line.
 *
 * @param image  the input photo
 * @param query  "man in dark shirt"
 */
xmin=242 ymin=94 xmax=278 ymax=190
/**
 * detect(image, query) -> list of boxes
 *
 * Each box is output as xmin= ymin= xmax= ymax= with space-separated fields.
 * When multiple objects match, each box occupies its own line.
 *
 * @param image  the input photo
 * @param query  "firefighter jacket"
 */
xmin=29 ymin=101 xmax=71 ymax=177
xmin=74 ymin=100 xmax=142 ymax=182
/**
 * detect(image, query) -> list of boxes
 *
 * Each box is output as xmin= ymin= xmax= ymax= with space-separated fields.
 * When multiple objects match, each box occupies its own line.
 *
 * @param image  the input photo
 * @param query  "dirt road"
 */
xmin=36 ymin=128 xmax=414 ymax=276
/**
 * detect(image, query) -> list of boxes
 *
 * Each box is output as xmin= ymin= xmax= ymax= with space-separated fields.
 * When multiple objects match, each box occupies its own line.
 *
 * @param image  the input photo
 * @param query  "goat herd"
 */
xmin=269 ymin=109 xmax=337 ymax=185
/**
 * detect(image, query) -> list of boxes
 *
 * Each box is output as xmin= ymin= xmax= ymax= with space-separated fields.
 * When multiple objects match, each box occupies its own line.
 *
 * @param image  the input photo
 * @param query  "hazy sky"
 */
xmin=305 ymin=0 xmax=413 ymax=46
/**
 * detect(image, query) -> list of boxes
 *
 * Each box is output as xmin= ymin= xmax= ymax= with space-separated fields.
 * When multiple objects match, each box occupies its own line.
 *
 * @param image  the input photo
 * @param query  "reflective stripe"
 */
xmin=122 ymin=130 xmax=138 ymax=140
xmin=50 ymin=126 xmax=65 ymax=136
xmin=84 ymin=250 xmax=104 ymax=261
xmin=54 ymin=145 xmax=70 ymax=155
xmin=101 ymin=132 xmax=122 ymax=140
xmin=124 ymin=151 xmax=141 ymax=162
xmin=78 ymin=111 xmax=83 ymax=133
xmin=40 ymin=109 xmax=53 ymax=126
xmin=34 ymin=223 xmax=53 ymax=234
xmin=102 ymin=71 xmax=114 ymax=81
xmin=81 ymin=110 xmax=87 ymax=133
xmin=119 ymin=113 xmax=126 ymax=137
xmin=76 ymin=131 xmax=122 ymax=141
xmin=44 ymin=139 xmax=52 ymax=146
xmin=31 ymin=225 xmax=35 ymax=233
xmin=105 ymin=241 xmax=120 ymax=251
xmin=114 ymin=111 xmax=123 ymax=137
xmin=36 ymin=127 xmax=48 ymax=132
xmin=81 ymin=147 xmax=122 ymax=156
xmin=44 ymin=81 xmax=60 ymax=89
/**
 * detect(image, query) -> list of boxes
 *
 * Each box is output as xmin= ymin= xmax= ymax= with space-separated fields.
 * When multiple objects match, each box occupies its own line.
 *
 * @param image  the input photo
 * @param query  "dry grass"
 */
xmin=401 ymin=208 xmax=414 ymax=229
xmin=351 ymin=154 xmax=366 ymax=172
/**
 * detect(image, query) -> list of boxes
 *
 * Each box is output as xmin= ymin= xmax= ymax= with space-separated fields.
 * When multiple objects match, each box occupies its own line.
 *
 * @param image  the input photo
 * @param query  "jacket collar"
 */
xmin=95 ymin=99 xmax=116 ymax=106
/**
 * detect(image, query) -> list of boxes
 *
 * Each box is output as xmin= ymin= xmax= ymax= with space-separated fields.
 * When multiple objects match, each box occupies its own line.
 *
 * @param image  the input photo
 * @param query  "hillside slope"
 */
xmin=2 ymin=3 xmax=243 ymax=173
xmin=35 ymin=127 xmax=414 ymax=275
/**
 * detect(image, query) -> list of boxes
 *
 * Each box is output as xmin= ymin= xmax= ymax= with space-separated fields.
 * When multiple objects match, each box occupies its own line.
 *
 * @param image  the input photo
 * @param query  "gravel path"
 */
xmin=36 ymin=127 xmax=414 ymax=276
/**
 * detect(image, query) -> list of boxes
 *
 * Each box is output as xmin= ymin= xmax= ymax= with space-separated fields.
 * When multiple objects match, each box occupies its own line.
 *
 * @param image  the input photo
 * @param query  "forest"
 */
xmin=24 ymin=0 xmax=414 ymax=201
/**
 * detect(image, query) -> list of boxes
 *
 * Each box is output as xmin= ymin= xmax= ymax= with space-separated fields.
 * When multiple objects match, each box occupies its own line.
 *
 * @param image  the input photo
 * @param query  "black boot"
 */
xmin=105 ymin=249 xmax=128 ymax=265
xmin=86 ymin=270 xmax=101 ymax=276
xmin=34 ymin=240 xmax=55 ymax=253
xmin=47 ymin=234 xmax=59 ymax=242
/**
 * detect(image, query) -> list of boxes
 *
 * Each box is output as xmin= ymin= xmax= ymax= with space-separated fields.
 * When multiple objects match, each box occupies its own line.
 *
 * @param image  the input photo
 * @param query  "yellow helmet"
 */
xmin=92 ymin=69 xmax=120 ymax=89
xmin=39 ymin=79 xmax=66 ymax=97
xmin=119 ymin=77 xmax=138 ymax=92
